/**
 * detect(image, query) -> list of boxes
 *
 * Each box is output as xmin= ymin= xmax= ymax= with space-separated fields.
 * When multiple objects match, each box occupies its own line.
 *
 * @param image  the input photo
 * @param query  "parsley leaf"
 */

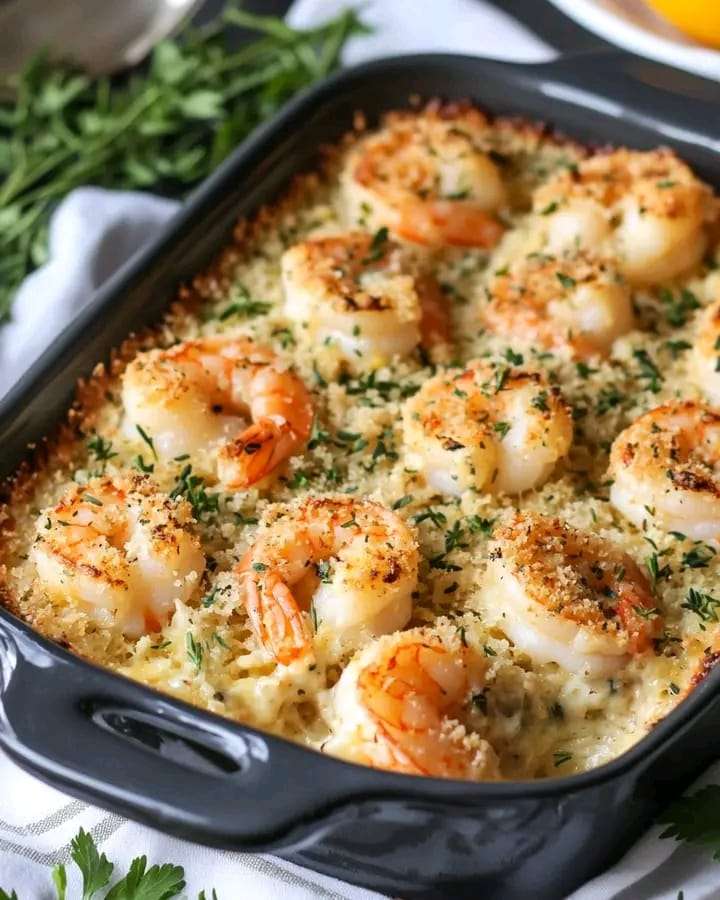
xmin=658 ymin=784 xmax=720 ymax=860
xmin=71 ymin=827 xmax=114 ymax=899
xmin=104 ymin=856 xmax=185 ymax=900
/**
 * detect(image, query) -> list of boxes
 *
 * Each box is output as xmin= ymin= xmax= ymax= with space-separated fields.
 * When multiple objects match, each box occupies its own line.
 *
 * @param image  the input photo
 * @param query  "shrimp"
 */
xmin=533 ymin=149 xmax=716 ymax=284
xmin=690 ymin=297 xmax=720 ymax=406
xmin=483 ymin=252 xmax=635 ymax=358
xmin=341 ymin=105 xmax=505 ymax=248
xmin=402 ymin=361 xmax=572 ymax=496
xmin=121 ymin=336 xmax=313 ymax=489
xmin=482 ymin=512 xmax=661 ymax=677
xmin=281 ymin=232 xmax=451 ymax=371
xmin=609 ymin=402 xmax=720 ymax=543
xmin=32 ymin=472 xmax=205 ymax=637
xmin=326 ymin=630 xmax=500 ymax=779
xmin=236 ymin=496 xmax=419 ymax=665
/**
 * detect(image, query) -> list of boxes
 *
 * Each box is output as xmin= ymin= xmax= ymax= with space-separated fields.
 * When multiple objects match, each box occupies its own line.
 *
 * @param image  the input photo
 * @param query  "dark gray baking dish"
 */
xmin=1 ymin=50 xmax=720 ymax=900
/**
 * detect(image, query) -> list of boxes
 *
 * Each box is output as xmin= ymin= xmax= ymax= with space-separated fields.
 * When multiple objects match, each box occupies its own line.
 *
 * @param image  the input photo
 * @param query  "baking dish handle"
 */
xmin=0 ymin=613 xmax=383 ymax=851
xmin=523 ymin=49 xmax=720 ymax=160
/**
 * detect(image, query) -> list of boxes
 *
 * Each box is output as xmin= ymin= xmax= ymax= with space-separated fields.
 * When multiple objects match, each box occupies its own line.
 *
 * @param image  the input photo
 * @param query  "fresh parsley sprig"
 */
xmin=0 ymin=826 xmax=213 ymax=899
xmin=0 ymin=4 xmax=367 ymax=322
xmin=659 ymin=784 xmax=720 ymax=861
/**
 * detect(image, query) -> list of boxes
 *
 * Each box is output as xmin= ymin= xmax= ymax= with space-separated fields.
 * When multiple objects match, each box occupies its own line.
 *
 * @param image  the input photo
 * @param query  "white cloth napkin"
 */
xmin=1 ymin=1 xmax=718 ymax=898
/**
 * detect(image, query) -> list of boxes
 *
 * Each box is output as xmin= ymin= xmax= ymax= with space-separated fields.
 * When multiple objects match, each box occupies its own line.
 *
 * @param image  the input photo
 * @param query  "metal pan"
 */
xmin=1 ymin=51 xmax=719 ymax=899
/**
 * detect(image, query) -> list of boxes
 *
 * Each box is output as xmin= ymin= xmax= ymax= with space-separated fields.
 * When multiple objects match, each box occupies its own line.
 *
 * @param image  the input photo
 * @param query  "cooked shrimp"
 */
xmin=482 ymin=512 xmax=661 ymax=677
xmin=281 ymin=232 xmax=451 ymax=370
xmin=609 ymin=402 xmax=720 ymax=543
xmin=122 ymin=336 xmax=313 ymax=489
xmin=341 ymin=105 xmax=505 ymax=248
xmin=326 ymin=630 xmax=500 ymax=779
xmin=32 ymin=473 xmax=205 ymax=637
xmin=402 ymin=361 xmax=572 ymax=496
xmin=533 ymin=149 xmax=715 ymax=284
xmin=690 ymin=298 xmax=720 ymax=406
xmin=236 ymin=496 xmax=419 ymax=665
xmin=483 ymin=253 xmax=635 ymax=358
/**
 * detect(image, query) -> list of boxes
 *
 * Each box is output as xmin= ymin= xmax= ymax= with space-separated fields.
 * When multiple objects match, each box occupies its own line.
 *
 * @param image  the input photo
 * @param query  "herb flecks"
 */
xmin=170 ymin=464 xmax=219 ymax=521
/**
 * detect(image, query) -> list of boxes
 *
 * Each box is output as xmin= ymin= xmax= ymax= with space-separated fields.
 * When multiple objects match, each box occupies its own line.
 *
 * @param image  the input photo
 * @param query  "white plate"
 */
xmin=547 ymin=0 xmax=720 ymax=81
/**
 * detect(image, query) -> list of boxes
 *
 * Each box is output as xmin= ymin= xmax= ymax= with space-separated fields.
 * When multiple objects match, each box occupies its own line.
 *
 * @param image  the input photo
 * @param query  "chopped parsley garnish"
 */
xmin=553 ymin=750 xmax=572 ymax=767
xmin=87 ymin=434 xmax=117 ymax=464
xmin=504 ymin=347 xmax=524 ymax=365
xmin=575 ymin=361 xmax=598 ymax=379
xmin=531 ymin=390 xmax=549 ymax=412
xmin=596 ymin=385 xmax=624 ymax=415
xmin=494 ymin=366 xmax=509 ymax=393
xmin=272 ymin=327 xmax=295 ymax=349
xmin=429 ymin=554 xmax=462 ymax=572
xmin=646 ymin=552 xmax=672 ymax=588
xmin=169 ymin=464 xmax=219 ymax=521
xmin=363 ymin=226 xmax=389 ymax=263
xmin=681 ymin=545 xmax=715 ymax=570
xmin=540 ymin=201 xmax=558 ymax=215
xmin=186 ymin=632 xmax=204 ymax=671
xmin=312 ymin=365 xmax=327 ymax=388
xmin=133 ymin=454 xmax=154 ymax=474
xmin=288 ymin=470 xmax=310 ymax=489
xmin=493 ymin=421 xmax=511 ymax=439
xmin=444 ymin=520 xmax=468 ymax=553
xmin=202 ymin=587 xmax=220 ymax=608
xmin=665 ymin=339 xmax=692 ymax=359
xmin=467 ymin=515 xmax=495 ymax=536
xmin=633 ymin=604 xmax=660 ymax=620
xmin=413 ymin=507 xmax=448 ymax=528
xmin=392 ymin=494 xmax=413 ymax=510
xmin=556 ymin=272 xmax=576 ymax=290
xmin=682 ymin=587 xmax=720 ymax=623
xmin=633 ymin=348 xmax=663 ymax=393
xmin=135 ymin=425 xmax=158 ymax=460
xmin=658 ymin=286 xmax=700 ymax=327
xmin=216 ymin=283 xmax=270 ymax=320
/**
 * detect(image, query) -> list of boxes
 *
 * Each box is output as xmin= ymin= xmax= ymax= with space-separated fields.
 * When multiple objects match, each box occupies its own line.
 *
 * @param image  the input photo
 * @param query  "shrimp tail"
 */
xmin=397 ymin=202 xmax=504 ymax=248
xmin=218 ymin=418 xmax=299 ymax=489
xmin=246 ymin=570 xmax=310 ymax=665
xmin=617 ymin=590 xmax=662 ymax=654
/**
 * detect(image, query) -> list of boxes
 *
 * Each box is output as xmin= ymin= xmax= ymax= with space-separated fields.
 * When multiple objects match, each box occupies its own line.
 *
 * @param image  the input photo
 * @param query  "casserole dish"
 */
xmin=1 ymin=50 xmax=720 ymax=899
